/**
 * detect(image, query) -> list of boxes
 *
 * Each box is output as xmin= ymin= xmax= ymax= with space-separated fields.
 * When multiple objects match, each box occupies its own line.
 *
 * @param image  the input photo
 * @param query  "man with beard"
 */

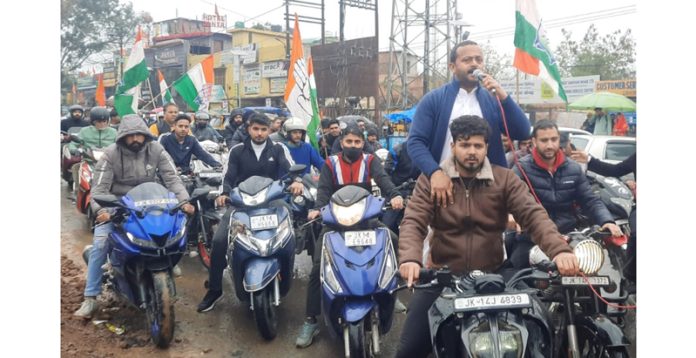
xmin=196 ymin=112 xmax=304 ymax=312
xmin=507 ymin=120 xmax=623 ymax=269
xmin=222 ymin=109 xmax=245 ymax=148
xmin=407 ymin=40 xmax=530 ymax=209
xmin=61 ymin=104 xmax=90 ymax=132
xmin=396 ymin=115 xmax=579 ymax=357
xmin=295 ymin=124 xmax=404 ymax=348
xmin=74 ymin=114 xmax=195 ymax=318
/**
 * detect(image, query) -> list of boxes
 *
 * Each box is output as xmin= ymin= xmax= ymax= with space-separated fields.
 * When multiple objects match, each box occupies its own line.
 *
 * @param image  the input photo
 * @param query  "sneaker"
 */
xmin=173 ymin=264 xmax=182 ymax=277
xmin=74 ymin=297 xmax=99 ymax=319
xmin=295 ymin=321 xmax=320 ymax=348
xmin=394 ymin=297 xmax=407 ymax=313
xmin=196 ymin=290 xmax=222 ymax=312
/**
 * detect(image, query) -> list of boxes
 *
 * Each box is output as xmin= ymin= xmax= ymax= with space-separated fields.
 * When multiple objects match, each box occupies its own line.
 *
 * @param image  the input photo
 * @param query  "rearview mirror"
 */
xmin=289 ymin=164 xmax=307 ymax=175
xmin=92 ymin=194 xmax=122 ymax=208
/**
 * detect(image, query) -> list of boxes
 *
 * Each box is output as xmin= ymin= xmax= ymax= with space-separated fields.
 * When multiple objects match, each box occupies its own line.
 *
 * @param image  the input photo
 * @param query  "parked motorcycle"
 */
xmin=529 ymin=227 xmax=632 ymax=357
xmin=85 ymin=182 xmax=210 ymax=348
xmin=224 ymin=165 xmax=305 ymax=340
xmin=288 ymin=171 xmax=321 ymax=256
xmin=397 ymin=267 xmax=556 ymax=358
xmin=318 ymin=185 xmax=400 ymax=358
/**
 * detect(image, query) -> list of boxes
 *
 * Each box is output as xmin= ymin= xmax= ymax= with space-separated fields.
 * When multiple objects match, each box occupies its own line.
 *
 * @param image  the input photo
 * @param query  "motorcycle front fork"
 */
xmin=249 ymin=274 xmax=281 ymax=310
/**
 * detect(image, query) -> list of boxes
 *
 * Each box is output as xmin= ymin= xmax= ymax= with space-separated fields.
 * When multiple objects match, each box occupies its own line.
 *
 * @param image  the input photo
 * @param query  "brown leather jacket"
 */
xmin=399 ymin=156 xmax=572 ymax=274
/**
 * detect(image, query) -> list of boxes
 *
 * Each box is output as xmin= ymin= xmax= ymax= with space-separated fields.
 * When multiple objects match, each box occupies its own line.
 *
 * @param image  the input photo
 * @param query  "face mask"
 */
xmin=343 ymin=147 xmax=362 ymax=161
xmin=126 ymin=142 xmax=144 ymax=153
xmin=196 ymin=122 xmax=207 ymax=129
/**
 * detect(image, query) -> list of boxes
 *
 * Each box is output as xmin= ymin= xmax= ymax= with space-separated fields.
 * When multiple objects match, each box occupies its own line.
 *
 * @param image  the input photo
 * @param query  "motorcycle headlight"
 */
xmin=331 ymin=198 xmax=366 ymax=227
xmin=240 ymin=188 xmax=269 ymax=206
xmin=126 ymin=232 xmax=158 ymax=249
xmin=93 ymin=150 xmax=105 ymax=161
xmin=293 ymin=195 xmax=305 ymax=205
xmin=270 ymin=217 xmax=291 ymax=251
xmin=468 ymin=321 xmax=523 ymax=358
xmin=574 ymin=239 xmax=604 ymax=275
xmin=320 ymin=241 xmax=344 ymax=294
xmin=378 ymin=237 xmax=397 ymax=289
xmin=235 ymin=217 xmax=291 ymax=256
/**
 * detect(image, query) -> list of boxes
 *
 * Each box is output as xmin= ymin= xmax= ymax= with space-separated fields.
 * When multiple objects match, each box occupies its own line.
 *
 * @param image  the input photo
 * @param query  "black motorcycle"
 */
xmin=529 ymin=227 xmax=632 ymax=358
xmin=399 ymin=267 xmax=556 ymax=358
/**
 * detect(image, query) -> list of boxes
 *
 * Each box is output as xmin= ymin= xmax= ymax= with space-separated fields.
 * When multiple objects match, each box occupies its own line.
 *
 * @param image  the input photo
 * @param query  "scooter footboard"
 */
xmin=242 ymin=257 xmax=280 ymax=292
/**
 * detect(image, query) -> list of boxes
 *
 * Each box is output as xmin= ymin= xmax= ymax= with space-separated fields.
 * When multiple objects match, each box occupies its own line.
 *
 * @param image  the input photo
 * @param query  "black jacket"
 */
xmin=61 ymin=117 xmax=89 ymax=132
xmin=222 ymin=123 xmax=241 ymax=148
xmin=513 ymin=153 xmax=614 ymax=233
xmin=314 ymin=152 xmax=400 ymax=209
xmin=588 ymin=153 xmax=636 ymax=180
xmin=222 ymin=137 xmax=295 ymax=195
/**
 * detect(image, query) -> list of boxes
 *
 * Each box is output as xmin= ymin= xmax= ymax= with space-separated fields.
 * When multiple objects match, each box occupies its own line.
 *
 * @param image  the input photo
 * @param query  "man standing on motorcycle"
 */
xmin=159 ymin=114 xmax=222 ymax=174
xmin=149 ymin=102 xmax=179 ymax=137
xmin=196 ymin=112 xmax=304 ymax=313
xmin=74 ymin=114 xmax=195 ymax=319
xmin=281 ymin=117 xmax=325 ymax=175
xmin=508 ymin=120 xmax=623 ymax=269
xmin=68 ymin=107 xmax=118 ymax=190
xmin=191 ymin=111 xmax=224 ymax=143
xmin=295 ymin=125 xmax=405 ymax=348
xmin=397 ymin=115 xmax=579 ymax=358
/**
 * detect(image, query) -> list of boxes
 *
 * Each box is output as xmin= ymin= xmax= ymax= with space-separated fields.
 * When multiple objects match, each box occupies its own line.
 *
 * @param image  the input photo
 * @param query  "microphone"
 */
xmin=472 ymin=69 xmax=496 ymax=94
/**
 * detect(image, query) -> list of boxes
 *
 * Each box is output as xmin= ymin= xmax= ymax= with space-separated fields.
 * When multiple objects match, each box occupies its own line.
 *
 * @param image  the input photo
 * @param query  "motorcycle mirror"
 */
xmin=190 ymin=188 xmax=211 ymax=201
xmin=92 ymin=194 xmax=123 ymax=208
xmin=289 ymin=164 xmax=307 ymax=175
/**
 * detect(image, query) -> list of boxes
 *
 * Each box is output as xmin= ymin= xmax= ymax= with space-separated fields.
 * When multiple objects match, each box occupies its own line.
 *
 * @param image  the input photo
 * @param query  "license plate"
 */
xmin=199 ymin=171 xmax=222 ymax=178
xmin=344 ymin=231 xmax=377 ymax=247
xmin=454 ymin=293 xmax=531 ymax=312
xmin=561 ymin=276 xmax=610 ymax=286
xmin=250 ymin=215 xmax=278 ymax=230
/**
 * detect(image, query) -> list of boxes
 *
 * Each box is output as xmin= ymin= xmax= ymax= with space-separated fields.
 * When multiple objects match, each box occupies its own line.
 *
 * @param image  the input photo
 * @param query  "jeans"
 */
xmin=84 ymin=222 xmax=113 ymax=297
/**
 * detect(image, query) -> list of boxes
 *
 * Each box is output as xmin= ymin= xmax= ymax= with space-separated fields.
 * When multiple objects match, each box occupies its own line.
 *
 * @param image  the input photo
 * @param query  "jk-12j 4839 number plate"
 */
xmin=454 ymin=293 xmax=532 ymax=312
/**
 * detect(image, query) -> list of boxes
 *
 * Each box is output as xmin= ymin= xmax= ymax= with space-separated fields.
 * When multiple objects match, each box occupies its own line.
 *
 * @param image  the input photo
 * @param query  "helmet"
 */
xmin=283 ymin=117 xmax=306 ymax=134
xmin=90 ymin=107 xmax=110 ymax=123
xmin=195 ymin=111 xmax=210 ymax=121
xmin=69 ymin=104 xmax=84 ymax=113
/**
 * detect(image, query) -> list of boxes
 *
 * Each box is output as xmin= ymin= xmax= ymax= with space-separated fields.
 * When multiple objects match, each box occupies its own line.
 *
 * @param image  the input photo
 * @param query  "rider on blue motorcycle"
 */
xmin=396 ymin=115 xmax=579 ymax=357
xmin=295 ymin=124 xmax=405 ymax=348
xmin=196 ymin=112 xmax=304 ymax=313
xmin=74 ymin=114 xmax=195 ymax=319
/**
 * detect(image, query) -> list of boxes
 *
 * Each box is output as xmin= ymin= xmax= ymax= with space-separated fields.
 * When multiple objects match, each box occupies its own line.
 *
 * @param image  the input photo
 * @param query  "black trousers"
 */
xmin=395 ymin=266 xmax=521 ymax=358
xmin=626 ymin=206 xmax=637 ymax=280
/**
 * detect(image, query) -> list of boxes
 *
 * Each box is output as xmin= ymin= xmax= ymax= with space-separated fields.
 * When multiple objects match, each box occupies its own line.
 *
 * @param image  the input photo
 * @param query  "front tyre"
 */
xmin=147 ymin=271 xmax=176 ymax=348
xmin=252 ymin=286 xmax=278 ymax=340
xmin=348 ymin=318 xmax=374 ymax=358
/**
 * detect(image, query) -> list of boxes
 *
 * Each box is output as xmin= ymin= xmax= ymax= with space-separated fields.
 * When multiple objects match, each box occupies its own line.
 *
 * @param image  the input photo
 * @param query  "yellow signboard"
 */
xmin=595 ymin=79 xmax=636 ymax=97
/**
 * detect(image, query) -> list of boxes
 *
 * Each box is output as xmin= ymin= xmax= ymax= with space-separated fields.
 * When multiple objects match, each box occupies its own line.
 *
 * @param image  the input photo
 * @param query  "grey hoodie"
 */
xmin=90 ymin=114 xmax=189 ymax=213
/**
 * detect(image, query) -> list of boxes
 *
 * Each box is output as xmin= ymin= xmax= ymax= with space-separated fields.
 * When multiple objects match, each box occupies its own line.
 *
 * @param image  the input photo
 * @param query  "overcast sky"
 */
xmin=127 ymin=0 xmax=637 ymax=58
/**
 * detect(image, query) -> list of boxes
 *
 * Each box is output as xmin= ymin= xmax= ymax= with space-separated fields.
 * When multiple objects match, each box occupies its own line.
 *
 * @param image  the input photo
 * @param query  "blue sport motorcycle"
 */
xmin=87 ymin=182 xmax=209 ymax=348
xmin=225 ymin=165 xmax=305 ymax=340
xmin=318 ymin=185 xmax=399 ymax=358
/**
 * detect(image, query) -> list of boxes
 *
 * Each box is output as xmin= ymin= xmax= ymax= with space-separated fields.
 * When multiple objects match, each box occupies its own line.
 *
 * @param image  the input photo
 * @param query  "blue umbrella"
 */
xmin=384 ymin=106 xmax=417 ymax=123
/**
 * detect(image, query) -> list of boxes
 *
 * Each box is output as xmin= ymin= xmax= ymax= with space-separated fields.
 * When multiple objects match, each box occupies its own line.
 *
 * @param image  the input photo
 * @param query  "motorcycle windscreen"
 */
xmin=326 ymin=227 xmax=390 ymax=296
xmin=121 ymin=182 xmax=184 ymax=242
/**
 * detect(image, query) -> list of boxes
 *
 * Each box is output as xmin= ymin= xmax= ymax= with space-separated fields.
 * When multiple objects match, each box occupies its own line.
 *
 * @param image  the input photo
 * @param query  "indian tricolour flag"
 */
xmin=114 ymin=27 xmax=149 ymax=115
xmin=284 ymin=15 xmax=313 ymax=130
xmin=513 ymin=0 xmax=567 ymax=102
xmin=173 ymin=55 xmax=214 ymax=112
xmin=157 ymin=69 xmax=174 ymax=106
xmin=307 ymin=56 xmax=321 ymax=150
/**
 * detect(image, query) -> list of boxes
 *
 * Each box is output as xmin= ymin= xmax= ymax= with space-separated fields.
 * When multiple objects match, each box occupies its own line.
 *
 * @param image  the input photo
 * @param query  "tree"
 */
xmin=554 ymin=24 xmax=636 ymax=80
xmin=480 ymin=41 xmax=515 ymax=80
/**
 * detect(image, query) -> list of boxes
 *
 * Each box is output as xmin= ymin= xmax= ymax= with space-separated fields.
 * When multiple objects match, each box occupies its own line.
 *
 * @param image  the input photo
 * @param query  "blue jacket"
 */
xmin=407 ymin=79 xmax=530 ymax=177
xmin=159 ymin=133 xmax=222 ymax=173
xmin=513 ymin=153 xmax=614 ymax=234
xmin=286 ymin=141 xmax=325 ymax=175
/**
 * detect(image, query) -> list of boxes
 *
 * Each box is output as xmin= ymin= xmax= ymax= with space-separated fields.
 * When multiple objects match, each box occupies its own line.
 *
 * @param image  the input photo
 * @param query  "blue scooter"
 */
xmin=225 ymin=165 xmax=305 ymax=340
xmin=318 ymin=185 xmax=399 ymax=357
xmin=87 ymin=182 xmax=210 ymax=348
